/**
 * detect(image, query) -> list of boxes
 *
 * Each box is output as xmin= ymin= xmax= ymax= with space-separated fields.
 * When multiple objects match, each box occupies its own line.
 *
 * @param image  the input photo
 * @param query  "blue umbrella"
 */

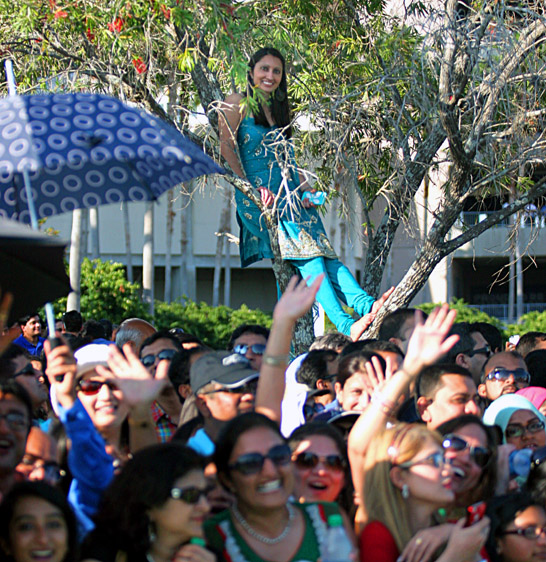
xmin=0 ymin=92 xmax=224 ymax=224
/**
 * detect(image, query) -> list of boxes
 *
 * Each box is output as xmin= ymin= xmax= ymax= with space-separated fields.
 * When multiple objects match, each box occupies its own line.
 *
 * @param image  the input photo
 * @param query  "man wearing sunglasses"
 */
xmin=228 ymin=324 xmax=269 ymax=371
xmin=139 ymin=332 xmax=183 ymax=443
xmin=0 ymin=344 xmax=49 ymax=421
xmin=188 ymin=351 xmax=259 ymax=456
xmin=478 ymin=351 xmax=530 ymax=405
xmin=445 ymin=322 xmax=491 ymax=385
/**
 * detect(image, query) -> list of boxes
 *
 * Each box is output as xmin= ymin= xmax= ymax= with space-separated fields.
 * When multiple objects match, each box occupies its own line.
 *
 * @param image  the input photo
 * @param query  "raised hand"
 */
xmin=258 ymin=187 xmax=274 ymax=207
xmin=44 ymin=335 xmax=78 ymax=409
xmin=273 ymin=274 xmax=324 ymax=324
xmin=96 ymin=343 xmax=168 ymax=410
xmin=0 ymin=291 xmax=17 ymax=356
xmin=402 ymin=304 xmax=459 ymax=377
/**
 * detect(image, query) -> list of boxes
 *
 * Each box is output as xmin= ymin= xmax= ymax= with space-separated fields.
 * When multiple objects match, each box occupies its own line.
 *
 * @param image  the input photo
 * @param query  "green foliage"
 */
xmin=505 ymin=311 xmax=546 ymax=338
xmin=53 ymin=258 xmax=149 ymax=324
xmin=154 ymin=300 xmax=272 ymax=349
xmin=417 ymin=298 xmax=504 ymax=329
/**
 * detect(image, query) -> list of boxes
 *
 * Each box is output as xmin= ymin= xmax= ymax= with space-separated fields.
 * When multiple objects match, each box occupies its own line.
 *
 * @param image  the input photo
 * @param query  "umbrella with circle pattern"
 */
xmin=0 ymin=92 xmax=224 ymax=223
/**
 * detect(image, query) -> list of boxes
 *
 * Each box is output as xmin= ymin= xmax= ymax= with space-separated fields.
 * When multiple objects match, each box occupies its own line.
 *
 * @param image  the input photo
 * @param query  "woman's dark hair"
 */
xmin=485 ymin=492 xmax=543 ymax=562
xmin=86 ymin=444 xmax=204 ymax=556
xmin=436 ymin=414 xmax=498 ymax=503
xmin=214 ymin=412 xmax=284 ymax=482
xmin=288 ymin=422 xmax=354 ymax=514
xmin=247 ymin=47 xmax=292 ymax=138
xmin=0 ymin=481 xmax=79 ymax=562
xmin=336 ymin=351 xmax=386 ymax=389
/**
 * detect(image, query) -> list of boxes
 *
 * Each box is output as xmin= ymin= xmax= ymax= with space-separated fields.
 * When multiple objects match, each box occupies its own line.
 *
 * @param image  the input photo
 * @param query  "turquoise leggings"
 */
xmin=290 ymin=257 xmax=375 ymax=336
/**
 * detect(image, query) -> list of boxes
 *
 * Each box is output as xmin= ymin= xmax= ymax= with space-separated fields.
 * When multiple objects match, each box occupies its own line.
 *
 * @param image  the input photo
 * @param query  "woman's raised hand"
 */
xmin=172 ymin=543 xmax=216 ymax=562
xmin=96 ymin=343 xmax=168 ymax=410
xmin=439 ymin=517 xmax=490 ymax=562
xmin=402 ymin=304 xmax=459 ymax=378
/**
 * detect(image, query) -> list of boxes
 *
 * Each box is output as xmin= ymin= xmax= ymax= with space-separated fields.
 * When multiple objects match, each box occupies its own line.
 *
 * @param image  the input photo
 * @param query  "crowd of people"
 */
xmin=3 ymin=279 xmax=546 ymax=562
xmin=3 ymin=46 xmax=546 ymax=562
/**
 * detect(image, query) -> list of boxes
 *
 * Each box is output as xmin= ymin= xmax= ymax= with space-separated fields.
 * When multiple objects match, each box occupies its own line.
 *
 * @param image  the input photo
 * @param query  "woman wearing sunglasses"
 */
xmin=205 ymin=412 xmax=354 ymax=562
xmin=361 ymin=423 xmax=491 ymax=562
xmin=288 ymin=422 xmax=353 ymax=514
xmin=484 ymin=394 xmax=546 ymax=451
xmin=80 ymin=443 xmax=215 ymax=562
xmin=45 ymin=340 xmax=168 ymax=538
xmin=485 ymin=492 xmax=546 ymax=562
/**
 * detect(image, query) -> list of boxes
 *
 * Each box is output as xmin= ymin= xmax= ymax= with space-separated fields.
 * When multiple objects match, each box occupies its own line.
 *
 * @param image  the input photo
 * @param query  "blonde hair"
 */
xmin=363 ymin=423 xmax=443 ymax=552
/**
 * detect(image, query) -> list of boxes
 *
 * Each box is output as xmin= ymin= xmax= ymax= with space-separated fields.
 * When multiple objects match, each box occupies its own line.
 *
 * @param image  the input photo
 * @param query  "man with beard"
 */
xmin=478 ymin=351 xmax=530 ymax=406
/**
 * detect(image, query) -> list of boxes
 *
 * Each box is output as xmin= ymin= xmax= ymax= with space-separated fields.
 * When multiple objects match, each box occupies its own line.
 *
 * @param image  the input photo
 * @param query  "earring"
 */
xmin=148 ymin=521 xmax=157 ymax=545
xmin=402 ymin=484 xmax=410 ymax=499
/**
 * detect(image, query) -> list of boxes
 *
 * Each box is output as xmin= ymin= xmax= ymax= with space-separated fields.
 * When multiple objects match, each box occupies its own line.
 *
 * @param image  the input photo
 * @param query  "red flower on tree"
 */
xmin=132 ymin=57 xmax=147 ymax=74
xmin=108 ymin=17 xmax=124 ymax=33
xmin=54 ymin=8 xmax=68 ymax=18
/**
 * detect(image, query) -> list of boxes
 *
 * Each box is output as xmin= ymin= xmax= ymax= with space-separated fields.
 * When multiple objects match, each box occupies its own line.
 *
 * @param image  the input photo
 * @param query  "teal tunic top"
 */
xmin=204 ymin=502 xmax=341 ymax=562
xmin=236 ymin=116 xmax=336 ymax=267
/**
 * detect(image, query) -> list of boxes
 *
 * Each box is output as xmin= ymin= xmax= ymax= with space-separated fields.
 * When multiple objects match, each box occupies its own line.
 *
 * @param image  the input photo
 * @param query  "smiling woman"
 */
xmin=205 ymin=412 xmax=353 ymax=562
xmin=0 ymin=481 xmax=79 ymax=562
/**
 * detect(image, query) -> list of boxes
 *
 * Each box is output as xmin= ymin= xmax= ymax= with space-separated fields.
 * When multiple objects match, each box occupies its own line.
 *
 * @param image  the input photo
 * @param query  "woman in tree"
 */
xmin=219 ymin=47 xmax=393 ymax=341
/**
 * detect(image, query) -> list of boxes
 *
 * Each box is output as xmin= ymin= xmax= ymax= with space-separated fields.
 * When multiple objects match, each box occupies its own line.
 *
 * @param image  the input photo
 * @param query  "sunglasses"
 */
xmin=12 ymin=363 xmax=36 ymax=378
xmin=466 ymin=345 xmax=491 ymax=358
xmin=442 ymin=434 xmax=492 ymax=468
xmin=292 ymin=452 xmax=346 ymax=472
xmin=77 ymin=379 xmax=119 ymax=395
xmin=170 ymin=486 xmax=210 ymax=504
xmin=501 ymin=526 xmax=546 ymax=540
xmin=0 ymin=412 xmax=29 ymax=431
xmin=484 ymin=367 xmax=531 ymax=384
xmin=505 ymin=419 xmax=545 ymax=439
xmin=141 ymin=349 xmax=177 ymax=367
xmin=229 ymin=444 xmax=292 ymax=475
xmin=234 ymin=344 xmax=266 ymax=356
xmin=399 ymin=451 xmax=446 ymax=469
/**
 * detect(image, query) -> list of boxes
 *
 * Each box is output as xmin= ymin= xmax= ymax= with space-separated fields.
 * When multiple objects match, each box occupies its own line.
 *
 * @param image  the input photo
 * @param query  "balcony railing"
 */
xmin=469 ymin=303 xmax=546 ymax=322
xmin=457 ymin=211 xmax=546 ymax=229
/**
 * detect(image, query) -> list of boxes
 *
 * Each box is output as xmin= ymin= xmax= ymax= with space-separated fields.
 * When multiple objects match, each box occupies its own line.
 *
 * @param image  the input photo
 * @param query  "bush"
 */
xmin=505 ymin=311 xmax=546 ymax=338
xmin=417 ymin=298 xmax=504 ymax=329
xmin=53 ymin=258 xmax=150 ymax=324
xmin=154 ymin=300 xmax=272 ymax=349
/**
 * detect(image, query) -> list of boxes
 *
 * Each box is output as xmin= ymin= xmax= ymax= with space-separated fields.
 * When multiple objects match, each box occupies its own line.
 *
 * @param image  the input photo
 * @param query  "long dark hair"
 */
xmin=85 ymin=444 xmax=205 ymax=556
xmin=288 ymin=422 xmax=354 ymax=515
xmin=247 ymin=47 xmax=292 ymax=138
xmin=0 ymin=481 xmax=79 ymax=562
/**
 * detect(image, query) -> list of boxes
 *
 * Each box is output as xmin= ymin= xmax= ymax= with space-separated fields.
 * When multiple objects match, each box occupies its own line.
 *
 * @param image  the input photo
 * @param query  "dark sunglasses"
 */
xmin=505 ymin=419 xmax=545 ymax=439
xmin=442 ymin=434 xmax=492 ymax=468
xmin=484 ymin=367 xmax=531 ymax=384
xmin=229 ymin=444 xmax=291 ymax=475
xmin=399 ymin=451 xmax=446 ymax=469
xmin=77 ymin=379 xmax=119 ymax=395
xmin=170 ymin=485 xmax=210 ymax=504
xmin=12 ymin=363 xmax=36 ymax=378
xmin=292 ymin=452 xmax=346 ymax=472
xmin=501 ymin=526 xmax=546 ymax=540
xmin=141 ymin=349 xmax=177 ymax=367
xmin=234 ymin=344 xmax=266 ymax=356
xmin=466 ymin=345 xmax=491 ymax=358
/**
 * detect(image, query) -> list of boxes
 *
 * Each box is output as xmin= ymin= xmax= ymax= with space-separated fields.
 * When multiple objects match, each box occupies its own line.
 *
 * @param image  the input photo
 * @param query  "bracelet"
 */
xmin=372 ymin=390 xmax=396 ymax=416
xmin=262 ymin=353 xmax=290 ymax=367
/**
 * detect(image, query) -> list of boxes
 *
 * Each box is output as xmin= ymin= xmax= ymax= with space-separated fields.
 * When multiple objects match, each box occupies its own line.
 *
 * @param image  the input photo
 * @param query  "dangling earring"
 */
xmin=402 ymin=484 xmax=410 ymax=499
xmin=275 ymin=88 xmax=286 ymax=102
xmin=148 ymin=521 xmax=157 ymax=545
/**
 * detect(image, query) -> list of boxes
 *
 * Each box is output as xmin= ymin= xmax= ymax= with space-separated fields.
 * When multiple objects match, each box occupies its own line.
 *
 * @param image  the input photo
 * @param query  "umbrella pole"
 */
xmin=22 ymin=168 xmax=39 ymax=230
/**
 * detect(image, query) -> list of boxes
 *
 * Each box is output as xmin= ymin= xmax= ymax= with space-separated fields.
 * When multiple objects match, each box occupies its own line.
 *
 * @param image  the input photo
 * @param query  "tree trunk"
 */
xmin=67 ymin=208 xmax=82 ymax=312
xmin=123 ymin=203 xmax=133 ymax=283
xmin=223 ymin=188 xmax=232 ymax=308
xmin=89 ymin=206 xmax=99 ymax=259
xmin=212 ymin=186 xmax=231 ymax=306
xmin=165 ymin=189 xmax=174 ymax=303
xmin=143 ymin=202 xmax=154 ymax=316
